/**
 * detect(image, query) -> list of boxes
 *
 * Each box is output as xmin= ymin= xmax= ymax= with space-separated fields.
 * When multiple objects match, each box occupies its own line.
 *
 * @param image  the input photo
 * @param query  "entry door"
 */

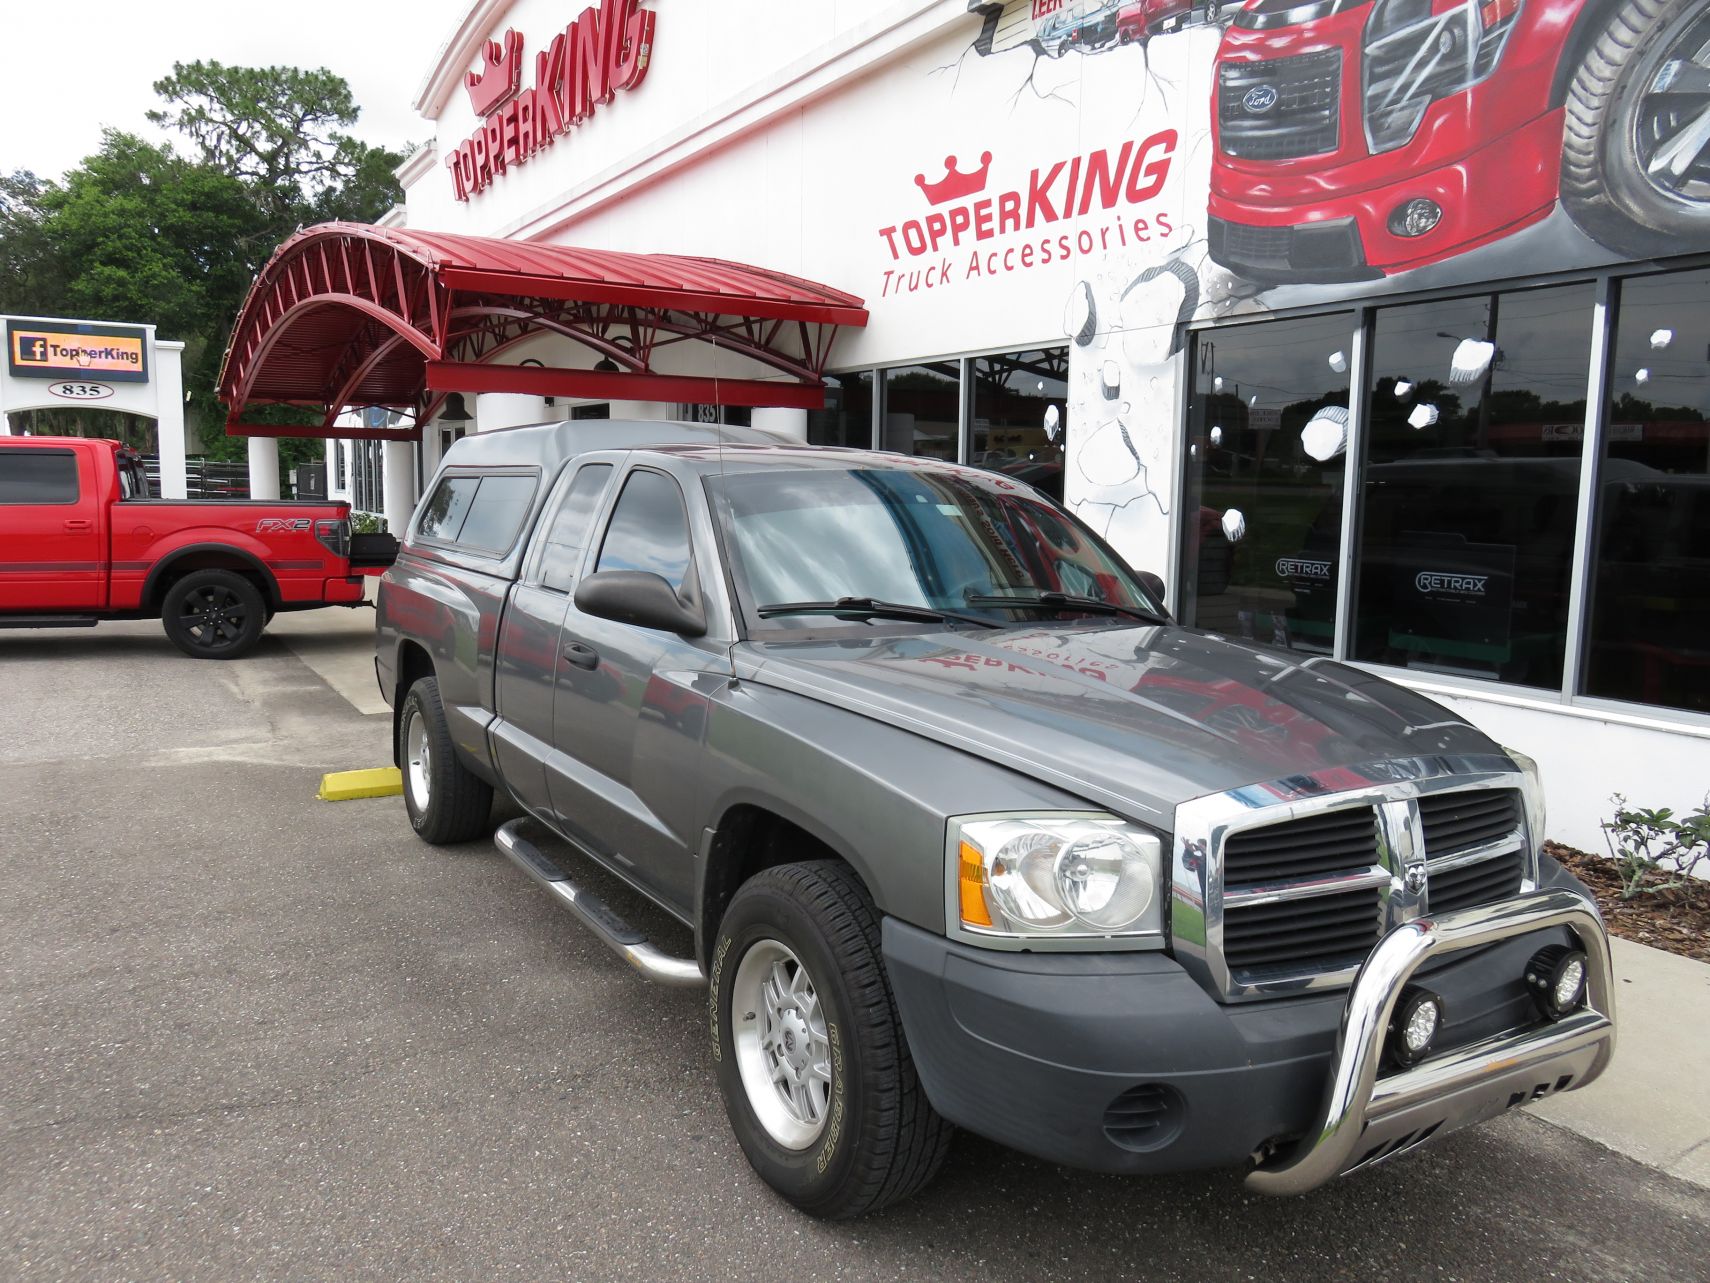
xmin=546 ymin=466 xmax=717 ymax=915
xmin=491 ymin=461 xmax=615 ymax=821
xmin=0 ymin=447 xmax=103 ymax=611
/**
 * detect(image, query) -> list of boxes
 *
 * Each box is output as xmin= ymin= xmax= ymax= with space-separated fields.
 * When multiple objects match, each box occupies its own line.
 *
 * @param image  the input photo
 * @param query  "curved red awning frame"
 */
xmin=216 ymin=221 xmax=870 ymax=439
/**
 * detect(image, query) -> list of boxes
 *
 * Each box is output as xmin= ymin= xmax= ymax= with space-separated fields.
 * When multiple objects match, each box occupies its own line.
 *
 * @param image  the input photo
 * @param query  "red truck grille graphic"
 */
xmin=1218 ymin=49 xmax=1342 ymax=160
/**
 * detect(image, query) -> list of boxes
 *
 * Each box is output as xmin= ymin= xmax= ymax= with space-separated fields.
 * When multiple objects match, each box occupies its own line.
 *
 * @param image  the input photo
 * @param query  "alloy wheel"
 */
xmin=178 ymin=585 xmax=248 ymax=653
xmin=1635 ymin=18 xmax=1710 ymax=204
xmin=405 ymin=710 xmax=432 ymax=810
xmin=732 ymin=938 xmax=834 ymax=1150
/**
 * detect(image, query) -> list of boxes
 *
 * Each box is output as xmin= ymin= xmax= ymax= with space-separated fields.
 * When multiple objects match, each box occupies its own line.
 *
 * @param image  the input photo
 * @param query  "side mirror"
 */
xmin=1135 ymin=571 xmax=1167 ymax=608
xmin=574 ymin=570 xmax=706 ymax=637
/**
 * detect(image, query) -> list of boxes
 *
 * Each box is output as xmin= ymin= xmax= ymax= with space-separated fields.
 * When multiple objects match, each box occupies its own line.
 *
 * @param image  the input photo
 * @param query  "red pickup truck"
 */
xmin=0 ymin=436 xmax=393 ymax=659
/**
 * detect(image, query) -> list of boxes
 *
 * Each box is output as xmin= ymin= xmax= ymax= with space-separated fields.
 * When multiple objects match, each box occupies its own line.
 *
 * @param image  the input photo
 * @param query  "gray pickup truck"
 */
xmin=375 ymin=418 xmax=1615 ymax=1219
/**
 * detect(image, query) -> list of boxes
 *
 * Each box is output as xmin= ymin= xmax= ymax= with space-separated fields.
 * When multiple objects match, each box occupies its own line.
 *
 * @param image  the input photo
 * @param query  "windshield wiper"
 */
xmin=756 ymin=597 xmax=1002 ymax=629
xmin=964 ymin=591 xmax=1168 ymax=626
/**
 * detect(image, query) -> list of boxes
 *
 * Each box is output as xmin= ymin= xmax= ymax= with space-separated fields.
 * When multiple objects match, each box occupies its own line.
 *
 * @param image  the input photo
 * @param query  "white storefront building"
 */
xmin=233 ymin=0 xmax=1709 ymax=850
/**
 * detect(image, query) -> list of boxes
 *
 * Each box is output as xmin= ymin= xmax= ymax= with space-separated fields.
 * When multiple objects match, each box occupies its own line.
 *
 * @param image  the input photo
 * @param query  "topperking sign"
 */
xmin=446 ymin=0 xmax=656 ymax=201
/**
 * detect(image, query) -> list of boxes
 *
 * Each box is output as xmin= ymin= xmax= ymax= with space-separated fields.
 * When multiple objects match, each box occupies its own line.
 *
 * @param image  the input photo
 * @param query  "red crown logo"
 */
xmin=465 ymin=29 xmax=525 ymax=117
xmin=914 ymin=152 xmax=993 ymax=206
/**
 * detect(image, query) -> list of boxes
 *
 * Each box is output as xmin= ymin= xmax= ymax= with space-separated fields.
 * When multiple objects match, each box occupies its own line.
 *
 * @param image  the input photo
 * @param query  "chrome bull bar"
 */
xmin=1246 ymin=887 xmax=1617 ymax=1196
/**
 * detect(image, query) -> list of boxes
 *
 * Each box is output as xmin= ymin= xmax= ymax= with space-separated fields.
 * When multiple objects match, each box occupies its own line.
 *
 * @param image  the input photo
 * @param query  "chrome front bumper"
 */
xmin=1246 ymin=887 xmax=1616 ymax=1195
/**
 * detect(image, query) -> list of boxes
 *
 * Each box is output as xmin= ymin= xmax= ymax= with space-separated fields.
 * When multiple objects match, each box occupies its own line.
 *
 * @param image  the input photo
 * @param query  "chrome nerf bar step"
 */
xmin=1246 ymin=887 xmax=1616 ymax=1195
xmin=495 ymin=819 xmax=706 ymax=989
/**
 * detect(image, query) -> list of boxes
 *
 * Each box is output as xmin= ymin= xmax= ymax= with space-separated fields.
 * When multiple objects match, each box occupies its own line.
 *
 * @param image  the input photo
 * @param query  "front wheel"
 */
xmin=711 ymin=861 xmax=952 ymax=1219
xmin=160 ymin=568 xmax=266 ymax=659
xmin=1560 ymin=0 xmax=1710 ymax=257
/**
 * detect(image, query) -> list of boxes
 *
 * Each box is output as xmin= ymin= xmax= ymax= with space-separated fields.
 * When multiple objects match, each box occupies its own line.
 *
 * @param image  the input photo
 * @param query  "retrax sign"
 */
xmin=447 ymin=0 xmax=656 ymax=202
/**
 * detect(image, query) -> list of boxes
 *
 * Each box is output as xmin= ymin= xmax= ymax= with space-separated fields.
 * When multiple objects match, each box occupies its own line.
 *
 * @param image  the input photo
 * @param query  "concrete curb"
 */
xmin=318 ymin=767 xmax=403 ymax=801
xmin=1528 ymin=935 xmax=1710 ymax=1189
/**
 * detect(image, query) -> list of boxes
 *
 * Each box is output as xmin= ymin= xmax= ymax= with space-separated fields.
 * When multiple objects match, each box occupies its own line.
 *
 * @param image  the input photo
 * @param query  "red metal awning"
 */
xmin=217 ymin=222 xmax=869 ymax=440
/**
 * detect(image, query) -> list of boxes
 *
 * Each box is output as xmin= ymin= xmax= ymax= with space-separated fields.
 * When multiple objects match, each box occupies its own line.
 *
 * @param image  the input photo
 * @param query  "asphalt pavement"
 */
xmin=2 ymin=612 xmax=1707 ymax=1283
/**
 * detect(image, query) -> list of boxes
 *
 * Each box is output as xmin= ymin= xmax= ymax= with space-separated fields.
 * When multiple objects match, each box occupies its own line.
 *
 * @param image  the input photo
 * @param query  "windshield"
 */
xmin=709 ymin=466 xmax=1162 ymax=633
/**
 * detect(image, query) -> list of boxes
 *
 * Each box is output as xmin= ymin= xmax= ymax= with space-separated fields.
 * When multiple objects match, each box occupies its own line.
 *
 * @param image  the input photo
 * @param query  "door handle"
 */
xmin=561 ymin=640 xmax=600 ymax=670
xmin=63 ymin=519 xmax=93 ymax=532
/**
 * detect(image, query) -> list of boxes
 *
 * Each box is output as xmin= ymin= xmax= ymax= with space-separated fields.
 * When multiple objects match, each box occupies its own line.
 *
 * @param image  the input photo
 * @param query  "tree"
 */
xmin=149 ymin=61 xmax=405 ymax=231
xmin=0 ymin=170 xmax=66 ymax=316
xmin=41 ymin=131 xmax=265 ymax=341
xmin=0 ymin=63 xmax=407 ymax=471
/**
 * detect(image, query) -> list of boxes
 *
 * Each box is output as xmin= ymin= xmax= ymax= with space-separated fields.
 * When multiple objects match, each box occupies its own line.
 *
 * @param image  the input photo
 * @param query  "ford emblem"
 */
xmin=1243 ymin=84 xmax=1279 ymax=114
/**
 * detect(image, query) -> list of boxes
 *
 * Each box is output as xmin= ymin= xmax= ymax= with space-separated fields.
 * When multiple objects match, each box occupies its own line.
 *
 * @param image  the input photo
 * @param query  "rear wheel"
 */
xmin=399 ymin=676 xmax=493 ymax=844
xmin=160 ymin=569 xmax=265 ymax=660
xmin=711 ymin=861 xmax=951 ymax=1219
xmin=1561 ymin=0 xmax=1710 ymax=257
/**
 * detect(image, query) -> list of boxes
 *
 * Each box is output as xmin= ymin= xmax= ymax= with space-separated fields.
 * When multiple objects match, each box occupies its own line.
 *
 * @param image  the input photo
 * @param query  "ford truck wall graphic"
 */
xmin=1208 ymin=0 xmax=1710 ymax=282
xmin=970 ymin=0 xmax=1219 ymax=57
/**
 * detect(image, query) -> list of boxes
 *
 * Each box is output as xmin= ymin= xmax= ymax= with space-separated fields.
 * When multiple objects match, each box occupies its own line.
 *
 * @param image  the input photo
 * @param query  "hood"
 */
xmin=737 ymin=624 xmax=1498 ymax=826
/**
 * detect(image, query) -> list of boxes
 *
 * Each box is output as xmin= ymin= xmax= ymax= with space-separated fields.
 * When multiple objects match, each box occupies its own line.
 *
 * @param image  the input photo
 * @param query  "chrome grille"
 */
xmin=1422 ymin=789 xmax=1525 ymax=915
xmin=1420 ymin=790 xmax=1521 ymax=857
xmin=1224 ymin=806 xmax=1380 ymax=884
xmin=1223 ymin=885 xmax=1385 ymax=972
xmin=1428 ymin=849 xmax=1525 ymax=914
xmin=1218 ymin=49 xmax=1342 ymax=160
xmin=1172 ymin=762 xmax=1538 ymax=1003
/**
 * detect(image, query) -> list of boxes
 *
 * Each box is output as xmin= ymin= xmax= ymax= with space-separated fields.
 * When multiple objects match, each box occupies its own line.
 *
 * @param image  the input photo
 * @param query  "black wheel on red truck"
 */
xmin=1561 ymin=0 xmax=1710 ymax=258
xmin=398 ymin=676 xmax=493 ymax=845
xmin=160 ymin=569 xmax=266 ymax=660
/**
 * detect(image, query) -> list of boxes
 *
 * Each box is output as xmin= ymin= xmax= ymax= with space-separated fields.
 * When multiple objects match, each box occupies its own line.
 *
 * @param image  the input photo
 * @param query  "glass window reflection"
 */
xmin=1586 ymin=269 xmax=1710 ymax=713
xmin=1180 ymin=313 xmax=1354 ymax=653
xmin=971 ymin=348 xmax=1068 ymax=502
xmin=1354 ymin=283 xmax=1595 ymax=689
xmin=596 ymin=469 xmax=695 ymax=593
xmin=882 ymin=362 xmax=959 ymax=460
xmin=808 ymin=372 xmax=874 ymax=449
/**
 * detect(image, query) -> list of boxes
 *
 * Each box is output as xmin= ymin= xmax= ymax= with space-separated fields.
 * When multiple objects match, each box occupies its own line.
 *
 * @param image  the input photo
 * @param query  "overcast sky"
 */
xmin=0 ymin=0 xmax=469 ymax=182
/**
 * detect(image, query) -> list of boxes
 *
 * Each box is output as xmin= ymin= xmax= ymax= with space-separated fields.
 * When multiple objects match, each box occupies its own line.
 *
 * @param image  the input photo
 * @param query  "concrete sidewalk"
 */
xmin=266 ymin=588 xmax=387 ymax=717
xmin=1531 ymin=935 xmax=1710 ymax=1190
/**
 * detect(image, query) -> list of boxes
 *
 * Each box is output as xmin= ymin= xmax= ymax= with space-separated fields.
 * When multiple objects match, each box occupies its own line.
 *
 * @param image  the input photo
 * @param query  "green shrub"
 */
xmin=351 ymin=512 xmax=387 ymax=535
xmin=1601 ymin=794 xmax=1710 ymax=904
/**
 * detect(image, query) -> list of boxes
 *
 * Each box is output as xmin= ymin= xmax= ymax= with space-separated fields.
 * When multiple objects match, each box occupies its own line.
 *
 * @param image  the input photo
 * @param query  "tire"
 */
xmin=398 ymin=676 xmax=493 ymax=845
xmin=160 ymin=568 xmax=266 ymax=660
xmin=710 ymin=861 xmax=952 ymax=1219
xmin=1560 ymin=0 xmax=1710 ymax=258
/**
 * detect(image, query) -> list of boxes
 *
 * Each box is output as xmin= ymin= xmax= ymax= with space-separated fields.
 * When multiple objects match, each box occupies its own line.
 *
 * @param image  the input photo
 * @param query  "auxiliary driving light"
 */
xmin=1526 ymin=946 xmax=1589 ymax=1020
xmin=1388 ymin=198 xmax=1443 ymax=238
xmin=1389 ymin=987 xmax=1445 ymax=1067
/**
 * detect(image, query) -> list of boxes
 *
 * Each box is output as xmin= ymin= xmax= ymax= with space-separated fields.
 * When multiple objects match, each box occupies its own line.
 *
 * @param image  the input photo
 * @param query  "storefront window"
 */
xmin=807 ymin=372 xmax=873 ymax=449
xmin=1180 ymin=313 xmax=1353 ymax=653
xmin=1354 ymin=282 xmax=1595 ymax=689
xmin=881 ymin=362 xmax=959 ymax=460
xmin=1585 ymin=268 xmax=1710 ymax=714
xmin=970 ymin=348 xmax=1068 ymax=501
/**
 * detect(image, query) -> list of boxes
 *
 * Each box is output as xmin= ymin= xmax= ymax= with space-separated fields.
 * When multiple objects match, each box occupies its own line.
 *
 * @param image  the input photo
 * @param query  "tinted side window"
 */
xmin=595 ymin=470 xmax=694 ymax=593
xmin=0 ymin=449 xmax=79 ymax=504
xmin=538 ymin=464 xmax=613 ymax=592
xmin=417 ymin=475 xmax=479 ymax=542
xmin=456 ymin=475 xmax=538 ymax=554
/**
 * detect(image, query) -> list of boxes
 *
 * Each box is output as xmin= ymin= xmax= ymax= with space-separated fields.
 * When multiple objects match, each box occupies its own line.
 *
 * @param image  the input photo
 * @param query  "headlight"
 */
xmin=1362 ymin=0 xmax=1524 ymax=153
xmin=950 ymin=814 xmax=1166 ymax=949
xmin=1503 ymin=745 xmax=1547 ymax=855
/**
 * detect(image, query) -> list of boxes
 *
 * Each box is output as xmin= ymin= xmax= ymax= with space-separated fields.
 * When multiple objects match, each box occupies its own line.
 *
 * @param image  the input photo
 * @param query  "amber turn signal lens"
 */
xmin=958 ymin=840 xmax=994 ymax=928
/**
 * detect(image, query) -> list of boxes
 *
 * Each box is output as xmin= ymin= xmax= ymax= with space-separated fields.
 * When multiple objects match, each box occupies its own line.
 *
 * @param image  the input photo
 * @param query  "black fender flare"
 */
xmin=143 ymin=544 xmax=281 ymax=615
